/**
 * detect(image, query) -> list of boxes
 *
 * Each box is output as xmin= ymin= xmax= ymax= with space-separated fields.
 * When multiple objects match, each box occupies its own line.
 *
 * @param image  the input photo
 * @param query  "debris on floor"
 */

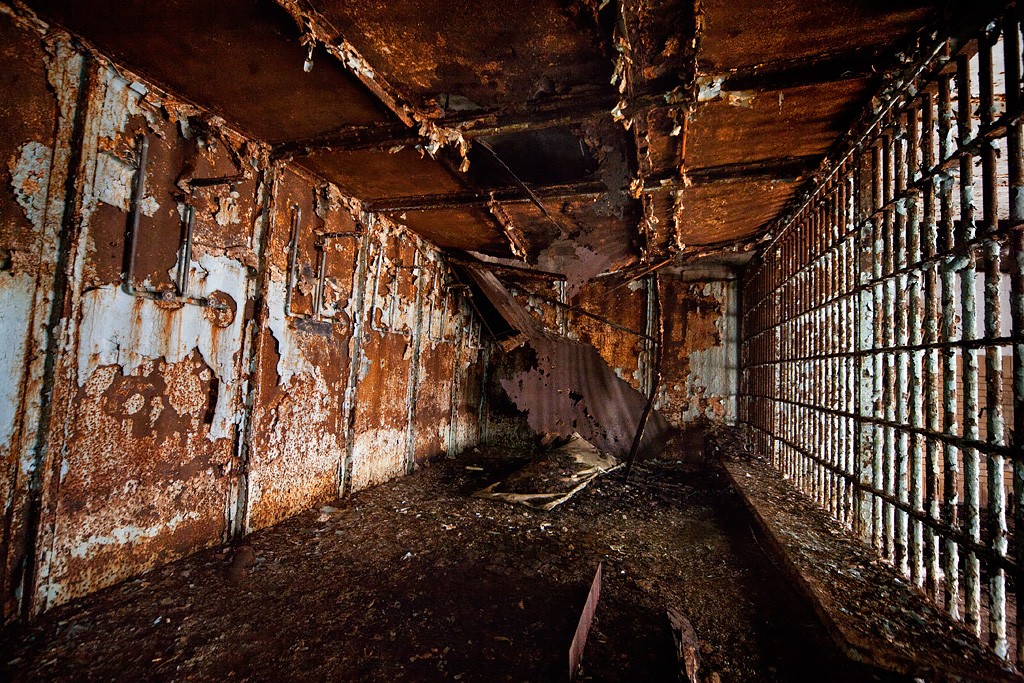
xmin=669 ymin=606 xmax=702 ymax=683
xmin=474 ymin=434 xmax=618 ymax=510
xmin=569 ymin=562 xmax=603 ymax=681
xmin=1 ymin=437 xmax=910 ymax=682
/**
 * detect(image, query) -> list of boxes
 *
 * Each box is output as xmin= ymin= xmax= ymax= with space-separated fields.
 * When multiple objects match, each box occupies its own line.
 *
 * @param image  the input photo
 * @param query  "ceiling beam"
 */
xmin=364 ymin=155 xmax=817 ymax=212
xmin=365 ymin=180 xmax=608 ymax=212
xmin=712 ymin=44 xmax=882 ymax=93
xmin=272 ymin=92 xmax=620 ymax=159
xmin=272 ymin=45 xmax=882 ymax=159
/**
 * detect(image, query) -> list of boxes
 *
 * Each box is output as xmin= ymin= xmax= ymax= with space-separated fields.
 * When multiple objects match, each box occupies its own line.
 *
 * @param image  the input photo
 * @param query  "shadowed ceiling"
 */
xmin=28 ymin=0 xmax=935 ymax=281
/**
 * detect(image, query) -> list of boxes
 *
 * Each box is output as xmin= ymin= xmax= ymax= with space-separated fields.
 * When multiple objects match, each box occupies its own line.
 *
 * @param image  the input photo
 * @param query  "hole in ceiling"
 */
xmin=467 ymin=127 xmax=598 ymax=187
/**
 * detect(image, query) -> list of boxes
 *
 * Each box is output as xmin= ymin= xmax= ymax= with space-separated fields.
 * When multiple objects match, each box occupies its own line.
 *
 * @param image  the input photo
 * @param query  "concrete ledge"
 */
xmin=723 ymin=457 xmax=1022 ymax=683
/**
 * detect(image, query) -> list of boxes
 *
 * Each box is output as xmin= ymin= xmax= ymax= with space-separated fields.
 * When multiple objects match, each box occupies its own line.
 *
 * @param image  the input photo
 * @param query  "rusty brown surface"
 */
xmin=685 ymin=80 xmax=871 ymax=170
xmin=0 ymin=11 xmax=63 ymax=622
xmin=244 ymin=166 xmax=351 ymax=532
xmin=347 ymin=230 xmax=417 ymax=490
xmin=36 ymin=355 xmax=234 ymax=609
xmin=509 ymin=279 xmax=562 ymax=334
xmin=26 ymin=0 xmax=393 ymax=143
xmin=19 ymin=0 xmax=942 ymax=270
xmin=571 ymin=279 xmax=647 ymax=394
xmin=300 ymin=146 xmax=466 ymax=200
xmin=451 ymin=334 xmax=486 ymax=453
xmin=675 ymin=179 xmax=798 ymax=247
xmin=0 ymin=15 xmax=488 ymax=621
xmin=386 ymin=207 xmax=511 ymax=257
xmin=468 ymin=267 xmax=668 ymax=457
xmin=697 ymin=0 xmax=933 ymax=73
xmin=0 ymin=0 xmax=964 ymax=629
xmin=657 ymin=278 xmax=736 ymax=426
xmin=410 ymin=258 xmax=458 ymax=463
xmin=25 ymin=59 xmax=261 ymax=611
xmin=304 ymin=0 xmax=610 ymax=113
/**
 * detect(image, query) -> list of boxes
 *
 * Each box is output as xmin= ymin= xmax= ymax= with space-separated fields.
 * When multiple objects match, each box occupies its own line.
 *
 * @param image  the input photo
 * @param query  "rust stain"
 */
xmin=0 ymin=7 xmax=495 ymax=624
xmin=245 ymin=167 xmax=351 ymax=531
xmin=657 ymin=279 xmax=737 ymax=426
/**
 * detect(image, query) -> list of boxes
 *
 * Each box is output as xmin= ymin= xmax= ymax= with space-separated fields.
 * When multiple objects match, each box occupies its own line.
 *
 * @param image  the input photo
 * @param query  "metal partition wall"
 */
xmin=740 ymin=6 xmax=1024 ymax=662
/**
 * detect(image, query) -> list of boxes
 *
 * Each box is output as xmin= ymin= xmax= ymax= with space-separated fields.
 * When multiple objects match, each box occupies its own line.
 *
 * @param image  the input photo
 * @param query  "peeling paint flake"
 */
xmin=0 ymin=274 xmax=35 ymax=448
xmin=75 ymin=254 xmax=249 ymax=439
xmin=9 ymin=141 xmax=51 ymax=229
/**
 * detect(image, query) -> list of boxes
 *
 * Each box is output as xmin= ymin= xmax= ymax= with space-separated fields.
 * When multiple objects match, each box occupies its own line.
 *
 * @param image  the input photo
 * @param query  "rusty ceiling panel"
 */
xmin=686 ymin=79 xmax=871 ymax=170
xmin=624 ymin=0 xmax=700 ymax=94
xmin=675 ymin=179 xmax=798 ymax=246
xmin=643 ymin=108 xmax=684 ymax=175
xmin=298 ymin=146 xmax=465 ymax=199
xmin=388 ymin=207 xmax=511 ymax=257
xmin=500 ymin=198 xmax=639 ymax=292
xmin=697 ymin=0 xmax=933 ymax=73
xmin=26 ymin=0 xmax=393 ymax=142
xmin=304 ymin=0 xmax=611 ymax=113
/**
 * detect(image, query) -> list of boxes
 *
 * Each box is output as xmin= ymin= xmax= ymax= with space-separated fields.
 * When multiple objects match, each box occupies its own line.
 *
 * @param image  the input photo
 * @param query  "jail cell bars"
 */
xmin=740 ymin=12 xmax=1024 ymax=664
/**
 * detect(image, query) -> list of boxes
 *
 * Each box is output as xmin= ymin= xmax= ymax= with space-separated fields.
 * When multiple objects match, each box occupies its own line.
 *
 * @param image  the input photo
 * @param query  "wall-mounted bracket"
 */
xmin=122 ymin=134 xmax=231 ymax=323
xmin=285 ymin=204 xmax=360 ymax=324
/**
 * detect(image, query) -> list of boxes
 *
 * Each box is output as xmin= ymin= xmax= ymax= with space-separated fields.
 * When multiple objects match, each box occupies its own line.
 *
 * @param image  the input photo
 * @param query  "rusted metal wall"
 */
xmin=0 ymin=11 xmax=76 ymax=622
xmin=345 ymin=223 xmax=418 ymax=489
xmin=0 ymin=13 xmax=485 ymax=622
xmin=484 ymin=271 xmax=737 ymax=448
xmin=657 ymin=277 xmax=739 ymax=426
xmin=27 ymin=54 xmax=252 ymax=614
xmin=243 ymin=167 xmax=354 ymax=532
xmin=568 ymin=278 xmax=648 ymax=394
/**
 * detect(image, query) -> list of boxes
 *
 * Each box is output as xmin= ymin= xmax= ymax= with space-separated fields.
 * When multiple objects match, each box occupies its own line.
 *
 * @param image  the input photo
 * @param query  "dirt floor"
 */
xmin=1 ymin=438 xmax=911 ymax=682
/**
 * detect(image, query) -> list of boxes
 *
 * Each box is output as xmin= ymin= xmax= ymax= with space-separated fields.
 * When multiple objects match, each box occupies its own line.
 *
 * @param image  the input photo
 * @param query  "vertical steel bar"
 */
xmin=894 ymin=119 xmax=911 ymax=577
xmin=939 ymin=69 xmax=962 ymax=619
xmin=956 ymin=53 xmax=982 ymax=637
xmin=874 ymin=141 xmax=886 ymax=550
xmin=883 ymin=129 xmax=897 ymax=563
xmin=979 ymin=31 xmax=1008 ymax=658
xmin=922 ymin=89 xmax=943 ymax=601
xmin=907 ymin=105 xmax=925 ymax=587
xmin=1004 ymin=11 xmax=1024 ymax=664
xmin=858 ymin=147 xmax=877 ymax=543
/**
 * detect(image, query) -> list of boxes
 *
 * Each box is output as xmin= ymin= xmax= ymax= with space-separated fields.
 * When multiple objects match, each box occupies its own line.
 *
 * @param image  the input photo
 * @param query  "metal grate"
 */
xmin=740 ymin=7 xmax=1024 ymax=662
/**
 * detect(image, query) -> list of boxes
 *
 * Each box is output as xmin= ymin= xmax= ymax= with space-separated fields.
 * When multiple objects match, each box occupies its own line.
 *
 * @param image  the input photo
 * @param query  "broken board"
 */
xmin=474 ymin=435 xmax=618 ymax=510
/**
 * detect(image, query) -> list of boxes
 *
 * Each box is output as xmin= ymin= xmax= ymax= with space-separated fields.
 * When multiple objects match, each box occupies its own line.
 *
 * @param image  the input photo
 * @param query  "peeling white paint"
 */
xmin=0 ymin=273 xmax=36 ymax=449
xmin=75 ymin=254 xmax=248 ymax=439
xmin=682 ymin=281 xmax=738 ymax=423
xmin=215 ymin=192 xmax=241 ymax=226
xmin=68 ymin=510 xmax=202 ymax=559
xmin=265 ymin=273 xmax=319 ymax=385
xmin=94 ymin=67 xmax=159 ymax=141
xmin=93 ymin=151 xmax=157 ymax=215
xmin=9 ymin=141 xmax=51 ymax=229
xmin=350 ymin=426 xmax=407 ymax=490
xmin=696 ymin=75 xmax=755 ymax=108
xmin=697 ymin=75 xmax=724 ymax=101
